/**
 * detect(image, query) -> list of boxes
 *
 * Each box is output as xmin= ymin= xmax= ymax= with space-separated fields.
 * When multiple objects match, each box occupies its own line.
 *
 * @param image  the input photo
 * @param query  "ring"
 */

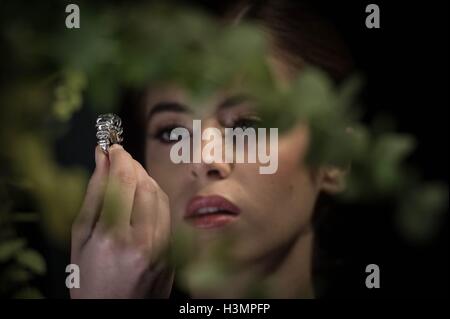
xmin=96 ymin=113 xmax=123 ymax=153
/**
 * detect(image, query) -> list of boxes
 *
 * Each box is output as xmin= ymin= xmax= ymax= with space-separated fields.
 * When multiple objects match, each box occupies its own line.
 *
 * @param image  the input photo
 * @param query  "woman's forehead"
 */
xmin=143 ymin=83 xmax=254 ymax=118
xmin=142 ymin=49 xmax=299 ymax=119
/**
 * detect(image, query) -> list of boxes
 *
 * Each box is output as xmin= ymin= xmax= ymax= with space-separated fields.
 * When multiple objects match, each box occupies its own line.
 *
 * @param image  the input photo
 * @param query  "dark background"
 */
xmin=20 ymin=0 xmax=448 ymax=298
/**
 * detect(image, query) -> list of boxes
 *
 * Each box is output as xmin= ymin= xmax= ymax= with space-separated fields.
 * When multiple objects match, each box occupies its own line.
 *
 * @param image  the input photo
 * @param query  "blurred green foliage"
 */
xmin=0 ymin=1 xmax=447 ymax=297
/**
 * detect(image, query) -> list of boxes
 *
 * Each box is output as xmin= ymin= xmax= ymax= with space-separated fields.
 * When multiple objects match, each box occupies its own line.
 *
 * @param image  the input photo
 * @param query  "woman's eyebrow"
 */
xmin=147 ymin=101 xmax=190 ymax=123
xmin=147 ymin=95 xmax=252 ymax=123
xmin=217 ymin=94 xmax=250 ymax=110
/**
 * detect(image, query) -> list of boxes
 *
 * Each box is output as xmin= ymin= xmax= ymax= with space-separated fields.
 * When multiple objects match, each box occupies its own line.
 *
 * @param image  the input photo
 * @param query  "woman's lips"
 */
xmin=184 ymin=195 xmax=241 ymax=229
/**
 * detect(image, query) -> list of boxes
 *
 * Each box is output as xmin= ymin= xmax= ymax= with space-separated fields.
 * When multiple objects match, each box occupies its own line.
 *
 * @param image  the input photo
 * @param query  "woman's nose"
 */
xmin=191 ymin=160 xmax=232 ymax=180
xmin=190 ymin=120 xmax=233 ymax=180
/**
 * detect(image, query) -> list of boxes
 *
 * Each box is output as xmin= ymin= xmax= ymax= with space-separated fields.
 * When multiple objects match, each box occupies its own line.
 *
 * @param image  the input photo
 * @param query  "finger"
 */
xmin=154 ymin=190 xmax=171 ymax=259
xmin=73 ymin=146 xmax=109 ymax=244
xmin=131 ymin=161 xmax=159 ymax=231
xmin=150 ymin=179 xmax=171 ymax=260
xmin=131 ymin=161 xmax=171 ymax=260
xmin=99 ymin=144 xmax=137 ymax=232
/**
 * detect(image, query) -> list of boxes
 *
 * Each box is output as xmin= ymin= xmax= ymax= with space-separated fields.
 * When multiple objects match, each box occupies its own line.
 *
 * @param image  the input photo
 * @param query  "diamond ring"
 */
xmin=96 ymin=113 xmax=123 ymax=153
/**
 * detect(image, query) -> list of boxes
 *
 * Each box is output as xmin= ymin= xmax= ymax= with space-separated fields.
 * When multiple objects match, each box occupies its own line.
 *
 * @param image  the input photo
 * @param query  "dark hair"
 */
xmin=226 ymin=0 xmax=354 ymax=82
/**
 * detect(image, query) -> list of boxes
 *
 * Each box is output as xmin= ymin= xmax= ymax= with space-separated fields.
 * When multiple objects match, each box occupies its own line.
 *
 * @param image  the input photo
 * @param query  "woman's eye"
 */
xmin=232 ymin=118 xmax=260 ymax=131
xmin=153 ymin=126 xmax=188 ymax=144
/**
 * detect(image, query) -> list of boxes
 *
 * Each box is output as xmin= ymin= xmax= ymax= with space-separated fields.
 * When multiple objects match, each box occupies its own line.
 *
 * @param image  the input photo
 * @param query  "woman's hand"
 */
xmin=70 ymin=145 xmax=173 ymax=298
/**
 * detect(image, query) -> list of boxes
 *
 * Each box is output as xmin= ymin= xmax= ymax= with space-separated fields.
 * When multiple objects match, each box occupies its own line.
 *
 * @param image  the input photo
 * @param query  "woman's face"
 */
xmin=144 ymin=58 xmax=329 ymax=265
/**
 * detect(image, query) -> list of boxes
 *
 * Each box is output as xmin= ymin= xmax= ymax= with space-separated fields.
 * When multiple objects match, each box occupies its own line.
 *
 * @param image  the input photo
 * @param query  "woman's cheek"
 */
xmin=259 ymin=125 xmax=317 ymax=227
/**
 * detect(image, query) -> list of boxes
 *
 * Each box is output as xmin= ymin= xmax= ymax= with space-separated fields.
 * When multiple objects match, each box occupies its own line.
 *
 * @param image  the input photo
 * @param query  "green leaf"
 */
xmin=397 ymin=183 xmax=449 ymax=243
xmin=1 ymin=266 xmax=33 ymax=283
xmin=0 ymin=238 xmax=26 ymax=262
xmin=371 ymin=134 xmax=415 ymax=193
xmin=15 ymin=249 xmax=47 ymax=275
